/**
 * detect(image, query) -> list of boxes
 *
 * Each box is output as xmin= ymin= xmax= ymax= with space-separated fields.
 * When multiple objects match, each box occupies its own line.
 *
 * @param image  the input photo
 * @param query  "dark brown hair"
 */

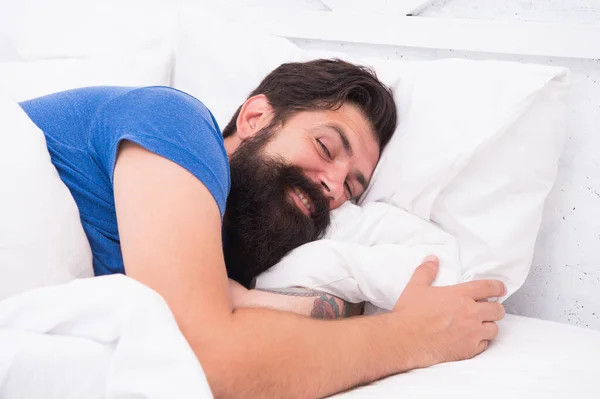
xmin=222 ymin=59 xmax=397 ymax=149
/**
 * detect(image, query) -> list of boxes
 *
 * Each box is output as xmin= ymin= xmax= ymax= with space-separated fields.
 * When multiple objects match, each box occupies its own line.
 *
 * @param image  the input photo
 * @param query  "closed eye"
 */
xmin=317 ymin=139 xmax=331 ymax=159
xmin=344 ymin=181 xmax=353 ymax=199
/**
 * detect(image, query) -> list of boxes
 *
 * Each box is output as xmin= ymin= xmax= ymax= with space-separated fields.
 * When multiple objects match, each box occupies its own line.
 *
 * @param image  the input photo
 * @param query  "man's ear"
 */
xmin=235 ymin=94 xmax=273 ymax=140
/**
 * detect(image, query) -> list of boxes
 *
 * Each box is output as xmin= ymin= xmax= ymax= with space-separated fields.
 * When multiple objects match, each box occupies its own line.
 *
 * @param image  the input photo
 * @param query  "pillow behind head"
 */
xmin=172 ymin=2 xmax=351 ymax=130
xmin=360 ymin=58 xmax=570 ymax=299
xmin=173 ymin=3 xmax=306 ymax=129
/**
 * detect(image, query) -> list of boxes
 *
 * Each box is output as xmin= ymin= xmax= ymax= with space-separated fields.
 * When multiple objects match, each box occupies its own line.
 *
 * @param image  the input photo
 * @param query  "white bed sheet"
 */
xmin=332 ymin=314 xmax=600 ymax=398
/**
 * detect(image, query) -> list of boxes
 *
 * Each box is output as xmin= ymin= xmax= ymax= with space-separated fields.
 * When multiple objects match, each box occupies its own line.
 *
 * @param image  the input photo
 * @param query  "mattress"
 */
xmin=332 ymin=314 xmax=600 ymax=398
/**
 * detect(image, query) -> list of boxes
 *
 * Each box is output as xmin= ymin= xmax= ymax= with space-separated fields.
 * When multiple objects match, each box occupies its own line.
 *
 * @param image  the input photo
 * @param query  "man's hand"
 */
xmin=228 ymin=279 xmax=364 ymax=319
xmin=392 ymin=255 xmax=505 ymax=369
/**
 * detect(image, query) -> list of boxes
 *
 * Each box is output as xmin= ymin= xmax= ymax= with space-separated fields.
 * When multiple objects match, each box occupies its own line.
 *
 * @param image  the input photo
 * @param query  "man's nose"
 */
xmin=319 ymin=169 xmax=346 ymax=205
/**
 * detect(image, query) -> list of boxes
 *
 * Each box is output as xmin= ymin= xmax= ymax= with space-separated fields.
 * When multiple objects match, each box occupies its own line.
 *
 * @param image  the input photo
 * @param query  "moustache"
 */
xmin=278 ymin=164 xmax=330 ymax=226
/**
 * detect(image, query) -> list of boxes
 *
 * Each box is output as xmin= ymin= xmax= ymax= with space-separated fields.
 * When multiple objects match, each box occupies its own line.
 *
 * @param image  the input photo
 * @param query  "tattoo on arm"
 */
xmin=256 ymin=288 xmax=364 ymax=319
xmin=310 ymin=295 xmax=341 ymax=319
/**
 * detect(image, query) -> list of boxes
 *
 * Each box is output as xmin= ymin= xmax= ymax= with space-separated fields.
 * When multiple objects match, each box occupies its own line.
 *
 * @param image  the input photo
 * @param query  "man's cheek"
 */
xmin=329 ymin=198 xmax=342 ymax=210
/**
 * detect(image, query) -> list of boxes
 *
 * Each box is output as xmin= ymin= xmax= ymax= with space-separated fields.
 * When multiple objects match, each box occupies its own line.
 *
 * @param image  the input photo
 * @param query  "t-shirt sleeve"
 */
xmin=88 ymin=86 xmax=230 ymax=218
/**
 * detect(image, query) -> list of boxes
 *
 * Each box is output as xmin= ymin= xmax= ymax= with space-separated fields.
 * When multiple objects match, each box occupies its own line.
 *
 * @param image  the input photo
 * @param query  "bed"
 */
xmin=1 ymin=0 xmax=599 ymax=398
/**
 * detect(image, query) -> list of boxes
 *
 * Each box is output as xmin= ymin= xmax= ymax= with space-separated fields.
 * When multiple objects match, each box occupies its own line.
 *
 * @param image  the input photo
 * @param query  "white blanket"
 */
xmin=2 ymin=276 xmax=599 ymax=398
xmin=0 ymin=275 xmax=213 ymax=399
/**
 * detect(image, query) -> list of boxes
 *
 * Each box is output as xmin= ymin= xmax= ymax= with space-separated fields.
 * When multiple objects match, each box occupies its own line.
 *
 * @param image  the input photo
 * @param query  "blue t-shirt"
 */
xmin=20 ymin=86 xmax=230 ymax=276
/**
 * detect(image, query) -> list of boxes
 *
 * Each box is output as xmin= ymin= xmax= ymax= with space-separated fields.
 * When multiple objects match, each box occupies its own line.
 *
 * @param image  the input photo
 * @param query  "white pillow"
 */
xmin=429 ymin=66 xmax=569 ymax=293
xmin=0 ymin=44 xmax=174 ymax=102
xmin=0 ymin=94 xmax=93 ymax=300
xmin=173 ymin=2 xmax=345 ymax=129
xmin=0 ymin=0 xmax=176 ymax=61
xmin=0 ymin=0 xmax=175 ymax=101
xmin=173 ymin=3 xmax=306 ymax=129
xmin=358 ymin=59 xmax=569 ymax=297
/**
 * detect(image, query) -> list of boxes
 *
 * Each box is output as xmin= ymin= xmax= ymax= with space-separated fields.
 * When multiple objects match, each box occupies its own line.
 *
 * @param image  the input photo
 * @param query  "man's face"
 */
xmin=223 ymin=103 xmax=380 ymax=287
xmin=263 ymin=103 xmax=380 ymax=209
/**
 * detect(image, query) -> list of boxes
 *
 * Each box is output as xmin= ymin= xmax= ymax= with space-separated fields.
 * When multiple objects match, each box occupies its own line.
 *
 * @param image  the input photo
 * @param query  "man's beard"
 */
xmin=223 ymin=127 xmax=331 ymax=288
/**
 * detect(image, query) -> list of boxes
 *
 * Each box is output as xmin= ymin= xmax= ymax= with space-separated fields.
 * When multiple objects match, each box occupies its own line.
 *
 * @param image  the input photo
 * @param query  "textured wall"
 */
xmin=423 ymin=0 xmax=600 ymax=24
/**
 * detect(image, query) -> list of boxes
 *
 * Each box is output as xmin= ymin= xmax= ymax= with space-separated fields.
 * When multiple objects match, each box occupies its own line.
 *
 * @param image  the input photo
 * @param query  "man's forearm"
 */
xmin=191 ymin=307 xmax=411 ymax=399
xmin=245 ymin=287 xmax=364 ymax=319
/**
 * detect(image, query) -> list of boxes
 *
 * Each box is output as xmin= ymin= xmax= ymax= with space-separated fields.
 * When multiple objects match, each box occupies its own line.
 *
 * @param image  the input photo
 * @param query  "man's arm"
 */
xmin=114 ymin=143 xmax=505 ymax=399
xmin=228 ymin=280 xmax=364 ymax=319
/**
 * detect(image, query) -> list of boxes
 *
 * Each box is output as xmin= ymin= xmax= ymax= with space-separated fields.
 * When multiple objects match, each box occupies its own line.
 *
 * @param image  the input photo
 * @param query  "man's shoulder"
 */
xmin=103 ymin=86 xmax=221 ymax=135
xmin=121 ymin=86 xmax=213 ymax=118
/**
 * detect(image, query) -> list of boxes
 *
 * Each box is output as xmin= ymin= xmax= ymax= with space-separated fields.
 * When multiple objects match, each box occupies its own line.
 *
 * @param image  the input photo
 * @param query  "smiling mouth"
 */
xmin=288 ymin=186 xmax=313 ymax=216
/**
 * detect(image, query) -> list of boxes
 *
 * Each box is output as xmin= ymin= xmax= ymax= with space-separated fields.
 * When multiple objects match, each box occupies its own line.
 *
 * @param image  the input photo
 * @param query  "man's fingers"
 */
xmin=407 ymin=255 xmax=439 ymax=288
xmin=481 ymin=321 xmax=499 ymax=341
xmin=475 ymin=339 xmax=490 ymax=356
xmin=476 ymin=301 xmax=505 ymax=322
xmin=459 ymin=279 xmax=506 ymax=301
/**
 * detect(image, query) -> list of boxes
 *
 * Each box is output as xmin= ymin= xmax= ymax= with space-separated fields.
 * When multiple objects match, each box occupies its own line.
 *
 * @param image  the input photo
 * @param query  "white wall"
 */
xmin=245 ymin=0 xmax=600 ymax=330
xmin=423 ymin=0 xmax=600 ymax=24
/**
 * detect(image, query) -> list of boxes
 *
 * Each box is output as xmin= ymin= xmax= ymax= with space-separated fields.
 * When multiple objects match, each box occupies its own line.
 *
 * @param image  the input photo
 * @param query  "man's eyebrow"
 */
xmin=326 ymin=124 xmax=353 ymax=156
